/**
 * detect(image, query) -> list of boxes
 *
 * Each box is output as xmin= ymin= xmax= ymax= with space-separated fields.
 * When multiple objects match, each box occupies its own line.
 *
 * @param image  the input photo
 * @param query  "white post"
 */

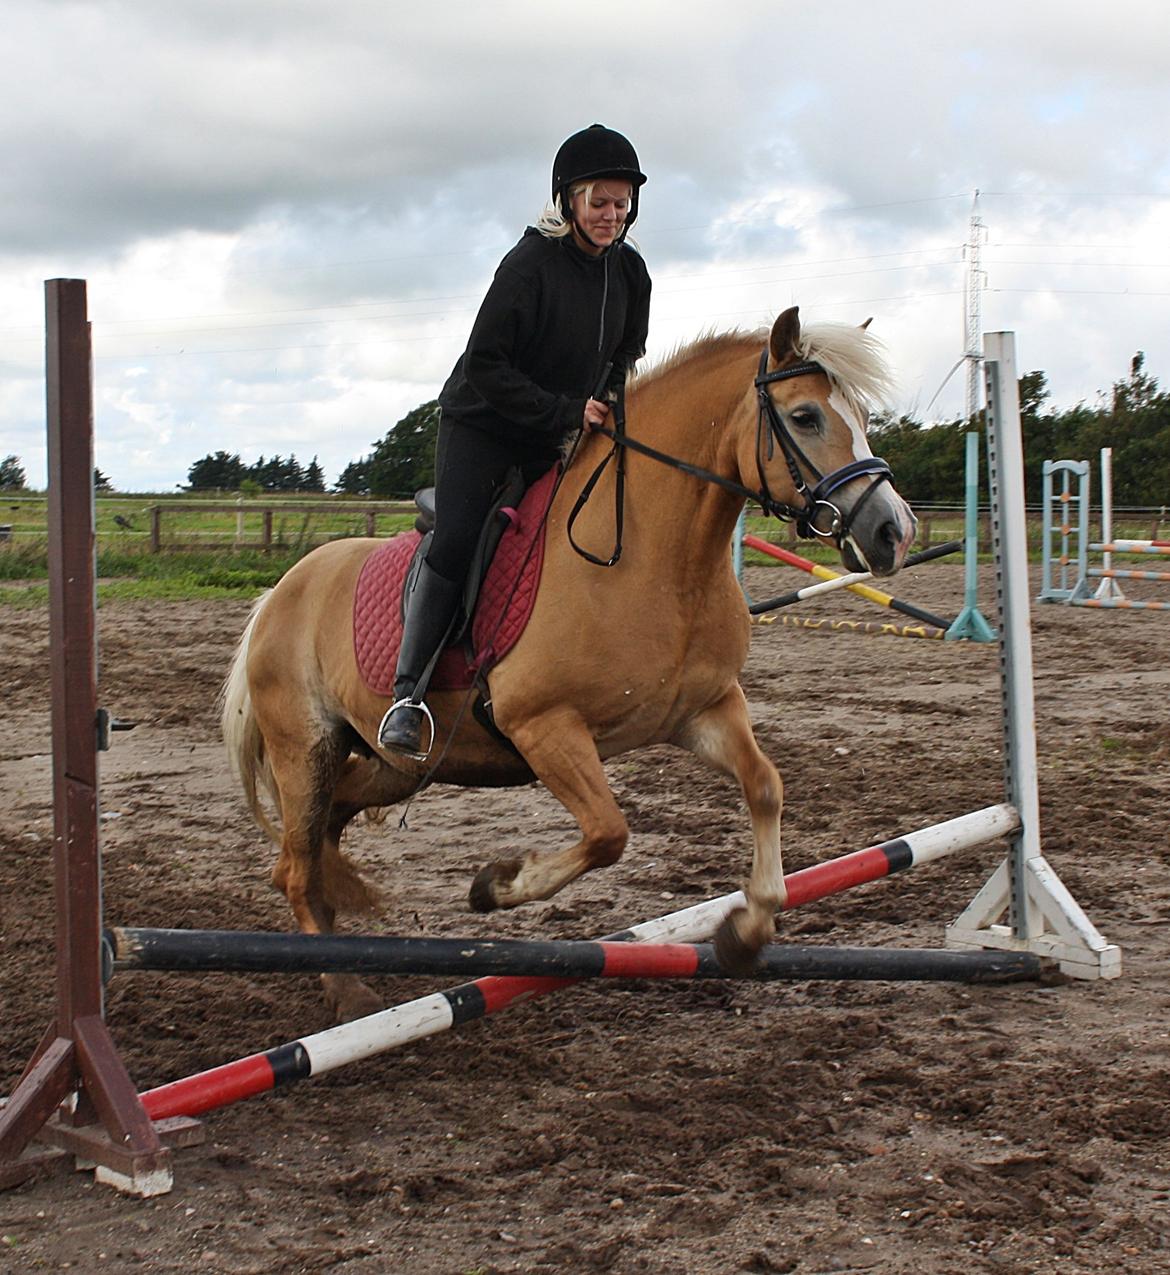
xmin=983 ymin=333 xmax=1042 ymax=872
xmin=1093 ymin=447 xmax=1125 ymax=601
xmin=946 ymin=332 xmax=1120 ymax=978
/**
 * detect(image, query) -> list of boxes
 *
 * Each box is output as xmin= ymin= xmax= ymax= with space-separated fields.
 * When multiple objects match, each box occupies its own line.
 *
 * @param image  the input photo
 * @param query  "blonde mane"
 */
xmin=633 ymin=329 xmax=761 ymax=389
xmin=633 ymin=321 xmax=896 ymax=418
xmin=795 ymin=321 xmax=897 ymax=418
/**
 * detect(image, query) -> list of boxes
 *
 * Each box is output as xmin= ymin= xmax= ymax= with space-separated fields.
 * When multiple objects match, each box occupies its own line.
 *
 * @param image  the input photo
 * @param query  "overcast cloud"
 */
xmin=3 ymin=0 xmax=1169 ymax=490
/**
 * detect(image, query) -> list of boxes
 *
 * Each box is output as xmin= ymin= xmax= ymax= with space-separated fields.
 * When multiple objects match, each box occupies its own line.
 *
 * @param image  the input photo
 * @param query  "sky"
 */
xmin=3 ymin=0 xmax=1169 ymax=492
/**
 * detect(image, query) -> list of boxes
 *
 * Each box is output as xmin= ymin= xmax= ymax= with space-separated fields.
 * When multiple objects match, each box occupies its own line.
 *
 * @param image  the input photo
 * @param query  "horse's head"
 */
xmin=745 ymin=307 xmax=916 ymax=576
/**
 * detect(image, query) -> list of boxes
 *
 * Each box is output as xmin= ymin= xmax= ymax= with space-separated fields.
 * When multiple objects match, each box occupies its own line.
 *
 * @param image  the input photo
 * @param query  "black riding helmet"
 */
xmin=552 ymin=124 xmax=646 ymax=242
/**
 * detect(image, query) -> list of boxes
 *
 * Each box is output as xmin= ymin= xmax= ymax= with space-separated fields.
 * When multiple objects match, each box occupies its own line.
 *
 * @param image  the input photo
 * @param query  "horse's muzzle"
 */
xmin=842 ymin=497 xmax=917 ymax=576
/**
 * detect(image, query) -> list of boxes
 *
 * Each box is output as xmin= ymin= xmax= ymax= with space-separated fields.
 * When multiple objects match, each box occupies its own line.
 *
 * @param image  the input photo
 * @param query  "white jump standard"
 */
xmin=944 ymin=333 xmax=1120 ymax=977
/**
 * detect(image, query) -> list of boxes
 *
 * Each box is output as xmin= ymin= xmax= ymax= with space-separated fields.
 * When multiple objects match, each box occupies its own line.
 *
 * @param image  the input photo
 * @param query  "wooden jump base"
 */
xmin=136 ymin=803 xmax=1025 ymax=1121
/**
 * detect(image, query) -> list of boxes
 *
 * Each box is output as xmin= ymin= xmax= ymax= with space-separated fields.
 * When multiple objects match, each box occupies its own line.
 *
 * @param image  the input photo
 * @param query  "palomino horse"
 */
xmin=222 ymin=307 xmax=916 ymax=1021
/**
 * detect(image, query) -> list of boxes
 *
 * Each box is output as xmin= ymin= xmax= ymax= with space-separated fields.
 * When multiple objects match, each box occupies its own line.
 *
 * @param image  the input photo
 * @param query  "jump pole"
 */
xmin=139 ymin=803 xmax=1020 ymax=1121
xmin=755 ymin=614 xmax=945 ymax=640
xmin=747 ymin=539 xmax=960 ymax=616
xmin=107 ymin=931 xmax=1038 ymax=983
xmin=742 ymin=534 xmax=954 ymax=631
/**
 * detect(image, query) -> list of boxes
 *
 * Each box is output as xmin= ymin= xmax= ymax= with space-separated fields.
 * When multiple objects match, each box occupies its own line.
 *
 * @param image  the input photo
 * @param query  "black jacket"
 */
xmin=438 ymin=227 xmax=651 ymax=447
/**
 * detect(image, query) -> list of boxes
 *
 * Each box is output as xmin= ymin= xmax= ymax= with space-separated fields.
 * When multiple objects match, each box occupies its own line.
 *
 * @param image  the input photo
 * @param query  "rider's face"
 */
xmin=570 ymin=180 xmax=633 ymax=255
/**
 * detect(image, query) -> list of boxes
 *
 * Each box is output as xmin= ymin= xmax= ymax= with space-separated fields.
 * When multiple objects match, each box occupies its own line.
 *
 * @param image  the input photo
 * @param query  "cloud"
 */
xmin=3 ymin=1 xmax=1170 ymax=490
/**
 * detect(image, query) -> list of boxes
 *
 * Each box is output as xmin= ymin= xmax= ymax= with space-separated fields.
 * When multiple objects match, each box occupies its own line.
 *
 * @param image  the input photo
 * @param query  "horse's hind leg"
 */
xmin=675 ymin=684 xmax=785 ymax=974
xmin=469 ymin=707 xmax=629 ymax=911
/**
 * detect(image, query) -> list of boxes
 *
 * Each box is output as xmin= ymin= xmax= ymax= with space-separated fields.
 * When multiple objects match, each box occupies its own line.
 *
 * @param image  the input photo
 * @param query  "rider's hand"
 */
xmin=584 ymin=398 xmax=611 ymax=432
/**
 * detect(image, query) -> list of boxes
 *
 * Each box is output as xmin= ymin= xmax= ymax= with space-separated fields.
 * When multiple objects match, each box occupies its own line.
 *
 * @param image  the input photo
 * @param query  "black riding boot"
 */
xmin=377 ymin=559 xmax=463 ymax=758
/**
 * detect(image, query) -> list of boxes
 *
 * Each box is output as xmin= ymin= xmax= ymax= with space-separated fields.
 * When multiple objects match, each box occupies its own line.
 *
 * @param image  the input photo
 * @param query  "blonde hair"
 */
xmin=536 ymin=181 xmax=594 ymax=239
xmin=535 ymin=180 xmax=639 ymax=251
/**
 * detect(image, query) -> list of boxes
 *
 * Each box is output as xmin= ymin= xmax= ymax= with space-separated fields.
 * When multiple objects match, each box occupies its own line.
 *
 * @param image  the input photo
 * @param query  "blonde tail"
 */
xmin=219 ymin=590 xmax=281 ymax=843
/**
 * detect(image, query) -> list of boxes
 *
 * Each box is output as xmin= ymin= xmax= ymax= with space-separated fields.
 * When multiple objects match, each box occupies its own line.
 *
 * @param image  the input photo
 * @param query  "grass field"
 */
xmin=0 ymin=492 xmax=416 ymax=552
xmin=0 ymin=492 xmax=1155 ymax=607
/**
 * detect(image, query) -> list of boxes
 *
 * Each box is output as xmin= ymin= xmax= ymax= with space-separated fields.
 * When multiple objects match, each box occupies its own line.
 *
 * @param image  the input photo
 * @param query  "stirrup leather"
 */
xmin=377 ymin=697 xmax=436 ymax=762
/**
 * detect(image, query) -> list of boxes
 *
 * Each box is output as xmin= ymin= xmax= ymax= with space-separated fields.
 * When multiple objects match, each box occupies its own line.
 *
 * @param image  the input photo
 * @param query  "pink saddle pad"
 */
xmin=353 ymin=466 xmax=557 ymax=696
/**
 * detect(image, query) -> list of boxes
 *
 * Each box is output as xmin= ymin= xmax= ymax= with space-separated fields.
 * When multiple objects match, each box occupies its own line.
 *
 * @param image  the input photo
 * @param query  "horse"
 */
xmin=221 ymin=306 xmax=917 ymax=1022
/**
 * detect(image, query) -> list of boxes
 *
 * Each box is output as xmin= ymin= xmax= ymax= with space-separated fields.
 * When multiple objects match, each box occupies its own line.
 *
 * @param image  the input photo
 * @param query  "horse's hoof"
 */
xmin=469 ymin=866 xmax=499 ymax=912
xmin=713 ymin=910 xmax=764 ymax=977
xmin=324 ymin=978 xmax=384 ymax=1024
xmin=469 ymin=859 xmax=523 ymax=912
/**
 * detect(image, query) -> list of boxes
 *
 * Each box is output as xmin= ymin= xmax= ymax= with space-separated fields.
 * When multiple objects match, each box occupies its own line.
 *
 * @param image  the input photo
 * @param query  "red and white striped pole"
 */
xmin=140 ymin=803 xmax=1018 ymax=1120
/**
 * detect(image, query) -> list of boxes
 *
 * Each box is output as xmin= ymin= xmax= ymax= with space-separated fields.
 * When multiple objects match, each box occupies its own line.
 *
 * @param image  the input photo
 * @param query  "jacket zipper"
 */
xmin=598 ymin=252 xmax=609 ymax=352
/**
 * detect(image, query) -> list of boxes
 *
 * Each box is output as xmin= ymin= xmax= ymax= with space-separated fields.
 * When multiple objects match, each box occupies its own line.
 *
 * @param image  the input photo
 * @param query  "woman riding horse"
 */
xmin=225 ymin=302 xmax=916 ymax=1022
xmin=378 ymin=123 xmax=653 ymax=757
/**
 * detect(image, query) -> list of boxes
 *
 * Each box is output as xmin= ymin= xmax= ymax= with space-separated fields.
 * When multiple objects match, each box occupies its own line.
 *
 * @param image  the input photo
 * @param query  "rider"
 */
xmin=378 ymin=124 xmax=652 ymax=756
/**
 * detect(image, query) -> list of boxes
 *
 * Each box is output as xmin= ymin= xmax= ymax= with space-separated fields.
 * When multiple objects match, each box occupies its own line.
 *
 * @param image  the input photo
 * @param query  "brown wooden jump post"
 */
xmin=0 ymin=280 xmax=201 ymax=1195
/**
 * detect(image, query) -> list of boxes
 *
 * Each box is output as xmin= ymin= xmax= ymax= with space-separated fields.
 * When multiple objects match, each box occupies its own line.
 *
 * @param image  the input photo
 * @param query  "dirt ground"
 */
xmin=2 ymin=561 xmax=1169 ymax=1275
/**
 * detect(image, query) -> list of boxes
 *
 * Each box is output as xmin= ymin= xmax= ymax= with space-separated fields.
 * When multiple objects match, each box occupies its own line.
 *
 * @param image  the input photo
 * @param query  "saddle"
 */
xmin=352 ymin=465 xmax=559 ymax=712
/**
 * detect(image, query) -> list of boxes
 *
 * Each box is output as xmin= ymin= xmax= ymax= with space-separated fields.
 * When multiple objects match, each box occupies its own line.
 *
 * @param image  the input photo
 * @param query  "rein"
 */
xmin=567 ymin=350 xmax=894 ymax=566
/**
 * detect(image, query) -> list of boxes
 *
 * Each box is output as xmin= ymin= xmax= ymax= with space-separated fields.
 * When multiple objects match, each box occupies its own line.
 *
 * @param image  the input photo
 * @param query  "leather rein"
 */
xmin=567 ymin=349 xmax=894 ymax=567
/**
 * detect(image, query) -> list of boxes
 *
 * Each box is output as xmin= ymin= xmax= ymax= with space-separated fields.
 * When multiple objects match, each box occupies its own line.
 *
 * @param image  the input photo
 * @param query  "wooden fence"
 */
xmin=144 ymin=500 xmax=416 ymax=552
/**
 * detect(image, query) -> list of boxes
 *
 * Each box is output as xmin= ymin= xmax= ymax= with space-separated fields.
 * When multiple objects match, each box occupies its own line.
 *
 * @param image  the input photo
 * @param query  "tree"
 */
xmin=1103 ymin=353 xmax=1170 ymax=504
xmin=868 ymin=414 xmax=969 ymax=504
xmin=94 ymin=468 xmax=114 ymax=492
xmin=303 ymin=456 xmax=326 ymax=492
xmin=188 ymin=451 xmax=246 ymax=490
xmin=1016 ymin=370 xmax=1062 ymax=501
xmin=365 ymin=400 xmax=440 ymax=498
xmin=0 ymin=455 xmax=26 ymax=491
xmin=335 ymin=458 xmax=372 ymax=495
xmin=247 ymin=454 xmax=308 ymax=491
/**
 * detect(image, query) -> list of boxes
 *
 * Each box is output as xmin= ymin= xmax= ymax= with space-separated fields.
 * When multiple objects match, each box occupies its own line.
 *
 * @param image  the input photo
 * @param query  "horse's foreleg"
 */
xmin=676 ymin=684 xmax=785 ymax=974
xmin=469 ymin=708 xmax=628 ymax=911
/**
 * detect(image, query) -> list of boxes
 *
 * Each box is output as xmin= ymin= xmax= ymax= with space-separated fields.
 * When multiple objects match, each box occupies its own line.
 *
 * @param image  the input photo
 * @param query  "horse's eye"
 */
xmin=788 ymin=408 xmax=819 ymax=431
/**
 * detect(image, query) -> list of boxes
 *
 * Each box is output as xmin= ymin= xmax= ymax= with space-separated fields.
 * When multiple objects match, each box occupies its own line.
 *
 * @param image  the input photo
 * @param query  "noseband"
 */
xmin=753 ymin=351 xmax=893 ymax=544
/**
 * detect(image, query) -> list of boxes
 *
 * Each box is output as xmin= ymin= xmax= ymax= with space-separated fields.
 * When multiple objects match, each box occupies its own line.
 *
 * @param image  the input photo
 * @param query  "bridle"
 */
xmin=568 ymin=348 xmax=894 ymax=566
xmin=752 ymin=350 xmax=893 ymax=542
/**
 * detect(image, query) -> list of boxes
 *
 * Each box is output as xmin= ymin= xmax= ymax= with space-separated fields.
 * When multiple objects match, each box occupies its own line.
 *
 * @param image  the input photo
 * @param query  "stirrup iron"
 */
xmin=377 ymin=697 xmax=436 ymax=762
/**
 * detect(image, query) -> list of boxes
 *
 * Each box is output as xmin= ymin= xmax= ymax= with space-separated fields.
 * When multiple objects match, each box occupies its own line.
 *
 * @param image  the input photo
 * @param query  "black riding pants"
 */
xmin=426 ymin=417 xmax=561 ymax=583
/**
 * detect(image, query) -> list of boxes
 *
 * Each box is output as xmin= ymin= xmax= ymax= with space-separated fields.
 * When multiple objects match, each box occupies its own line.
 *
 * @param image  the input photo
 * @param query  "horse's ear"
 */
xmin=860 ymin=317 xmax=873 ymax=330
xmin=769 ymin=307 xmax=801 ymax=366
